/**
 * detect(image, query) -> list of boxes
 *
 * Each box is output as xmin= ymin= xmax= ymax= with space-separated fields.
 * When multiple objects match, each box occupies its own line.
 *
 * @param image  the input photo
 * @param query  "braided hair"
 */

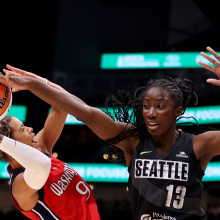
xmin=0 ymin=116 xmax=13 ymax=162
xmin=102 ymin=76 xmax=197 ymax=166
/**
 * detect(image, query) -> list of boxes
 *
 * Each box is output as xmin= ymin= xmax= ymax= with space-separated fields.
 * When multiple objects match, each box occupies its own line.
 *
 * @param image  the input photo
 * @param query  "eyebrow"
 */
xmin=144 ymin=98 xmax=167 ymax=101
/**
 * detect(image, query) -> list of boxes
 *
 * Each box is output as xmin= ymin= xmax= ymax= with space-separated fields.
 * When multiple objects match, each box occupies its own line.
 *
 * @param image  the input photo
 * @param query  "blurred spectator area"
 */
xmin=53 ymin=125 xmax=107 ymax=163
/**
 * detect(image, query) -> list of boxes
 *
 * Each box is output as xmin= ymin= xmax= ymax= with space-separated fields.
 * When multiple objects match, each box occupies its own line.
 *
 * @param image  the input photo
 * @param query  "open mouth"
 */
xmin=31 ymin=138 xmax=38 ymax=147
xmin=32 ymin=135 xmax=37 ymax=144
xmin=148 ymin=122 xmax=159 ymax=130
xmin=148 ymin=122 xmax=158 ymax=126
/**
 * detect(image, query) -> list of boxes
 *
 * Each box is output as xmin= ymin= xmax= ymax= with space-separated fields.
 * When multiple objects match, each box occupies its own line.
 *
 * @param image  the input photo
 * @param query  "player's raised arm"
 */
xmin=0 ymin=73 xmax=130 ymax=150
xmin=2 ymin=65 xmax=69 ymax=155
xmin=195 ymin=47 xmax=220 ymax=163
xmin=198 ymin=46 xmax=220 ymax=86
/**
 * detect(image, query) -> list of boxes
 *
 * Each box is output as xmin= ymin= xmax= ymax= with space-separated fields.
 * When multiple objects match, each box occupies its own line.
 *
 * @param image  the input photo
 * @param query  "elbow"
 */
xmin=23 ymin=157 xmax=51 ymax=190
xmin=35 ymin=156 xmax=51 ymax=174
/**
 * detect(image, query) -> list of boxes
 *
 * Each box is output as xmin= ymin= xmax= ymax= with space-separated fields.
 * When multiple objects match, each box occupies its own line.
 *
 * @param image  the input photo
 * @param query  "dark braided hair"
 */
xmin=0 ymin=116 xmax=13 ymax=162
xmin=102 ymin=76 xmax=197 ymax=166
xmin=145 ymin=76 xmax=197 ymax=113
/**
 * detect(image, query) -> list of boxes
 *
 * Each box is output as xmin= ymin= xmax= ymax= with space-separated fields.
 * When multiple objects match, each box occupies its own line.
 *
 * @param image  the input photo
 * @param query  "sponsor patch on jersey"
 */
xmin=140 ymin=151 xmax=152 ymax=155
xmin=176 ymin=151 xmax=189 ymax=158
xmin=141 ymin=214 xmax=151 ymax=220
xmin=141 ymin=212 xmax=176 ymax=220
xmin=135 ymin=159 xmax=189 ymax=181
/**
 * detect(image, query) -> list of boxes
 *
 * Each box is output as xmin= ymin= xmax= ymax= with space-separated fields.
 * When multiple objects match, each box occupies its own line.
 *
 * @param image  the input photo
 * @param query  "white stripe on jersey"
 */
xmin=32 ymin=209 xmax=44 ymax=220
xmin=32 ymin=200 xmax=60 ymax=220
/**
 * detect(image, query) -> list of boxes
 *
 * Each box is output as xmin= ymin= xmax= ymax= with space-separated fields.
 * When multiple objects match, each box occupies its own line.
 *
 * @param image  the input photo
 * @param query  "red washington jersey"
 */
xmin=8 ymin=154 xmax=101 ymax=220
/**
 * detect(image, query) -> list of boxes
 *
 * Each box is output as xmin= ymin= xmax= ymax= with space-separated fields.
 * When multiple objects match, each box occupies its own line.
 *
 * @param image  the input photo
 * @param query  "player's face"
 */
xmin=142 ymin=86 xmax=181 ymax=137
xmin=9 ymin=117 xmax=37 ymax=147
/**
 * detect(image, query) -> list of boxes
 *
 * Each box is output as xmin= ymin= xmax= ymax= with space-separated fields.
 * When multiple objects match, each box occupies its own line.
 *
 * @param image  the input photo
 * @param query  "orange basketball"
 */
xmin=0 ymin=83 xmax=12 ymax=120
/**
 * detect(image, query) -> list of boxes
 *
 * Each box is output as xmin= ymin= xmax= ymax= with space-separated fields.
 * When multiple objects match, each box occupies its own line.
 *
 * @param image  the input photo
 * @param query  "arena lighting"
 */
xmin=100 ymin=52 xmax=219 ymax=69
xmin=103 ymin=153 xmax=109 ymax=160
xmin=177 ymin=105 xmax=220 ymax=124
xmin=52 ymin=152 xmax=59 ymax=158
xmin=62 ymin=106 xmax=220 ymax=125
xmin=7 ymin=105 xmax=27 ymax=122
xmin=0 ymin=161 xmax=219 ymax=182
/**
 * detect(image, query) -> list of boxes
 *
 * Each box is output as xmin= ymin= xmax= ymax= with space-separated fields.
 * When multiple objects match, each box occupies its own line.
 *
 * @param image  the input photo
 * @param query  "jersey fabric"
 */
xmin=7 ymin=154 xmax=100 ymax=220
xmin=128 ymin=132 xmax=206 ymax=220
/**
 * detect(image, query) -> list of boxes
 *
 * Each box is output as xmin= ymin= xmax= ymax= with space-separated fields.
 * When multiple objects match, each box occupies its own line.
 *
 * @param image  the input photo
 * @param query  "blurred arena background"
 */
xmin=0 ymin=0 xmax=220 ymax=219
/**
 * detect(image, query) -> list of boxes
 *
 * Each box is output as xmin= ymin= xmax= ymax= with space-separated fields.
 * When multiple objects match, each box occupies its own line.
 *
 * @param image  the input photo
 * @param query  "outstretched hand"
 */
xmin=0 ymin=72 xmax=30 ymax=92
xmin=3 ymin=64 xmax=46 ymax=92
xmin=198 ymin=47 xmax=220 ymax=86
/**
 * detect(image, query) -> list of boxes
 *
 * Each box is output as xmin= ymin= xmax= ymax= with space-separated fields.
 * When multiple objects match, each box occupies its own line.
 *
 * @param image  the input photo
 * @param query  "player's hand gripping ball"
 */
xmin=0 ymin=83 xmax=12 ymax=120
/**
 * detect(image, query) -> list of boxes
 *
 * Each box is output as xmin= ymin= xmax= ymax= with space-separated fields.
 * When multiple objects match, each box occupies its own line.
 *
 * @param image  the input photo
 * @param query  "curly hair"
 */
xmin=102 ymin=76 xmax=197 ymax=166
xmin=0 ymin=116 xmax=13 ymax=162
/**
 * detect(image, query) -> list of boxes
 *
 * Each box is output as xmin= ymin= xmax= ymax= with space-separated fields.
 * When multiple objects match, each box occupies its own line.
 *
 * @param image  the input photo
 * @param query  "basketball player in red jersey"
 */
xmin=0 ymin=68 xmax=100 ymax=220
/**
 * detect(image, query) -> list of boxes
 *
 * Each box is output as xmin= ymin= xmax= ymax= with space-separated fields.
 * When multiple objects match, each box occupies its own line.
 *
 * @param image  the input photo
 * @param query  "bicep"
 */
xmin=84 ymin=107 xmax=128 ymax=141
xmin=12 ymin=173 xmax=39 ymax=211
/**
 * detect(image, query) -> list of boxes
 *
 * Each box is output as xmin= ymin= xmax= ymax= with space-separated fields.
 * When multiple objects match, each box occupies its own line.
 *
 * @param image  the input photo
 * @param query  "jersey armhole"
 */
xmin=188 ymin=134 xmax=204 ymax=177
xmin=128 ymin=137 xmax=145 ymax=172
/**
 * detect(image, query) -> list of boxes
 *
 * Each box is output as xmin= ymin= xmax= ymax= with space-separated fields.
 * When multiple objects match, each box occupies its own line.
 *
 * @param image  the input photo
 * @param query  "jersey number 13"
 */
xmin=165 ymin=184 xmax=186 ymax=209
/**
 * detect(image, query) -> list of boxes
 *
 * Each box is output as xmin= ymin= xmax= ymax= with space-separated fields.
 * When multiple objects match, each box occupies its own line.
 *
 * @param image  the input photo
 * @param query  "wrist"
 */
xmin=26 ymin=77 xmax=40 ymax=90
xmin=44 ymin=78 xmax=48 ymax=84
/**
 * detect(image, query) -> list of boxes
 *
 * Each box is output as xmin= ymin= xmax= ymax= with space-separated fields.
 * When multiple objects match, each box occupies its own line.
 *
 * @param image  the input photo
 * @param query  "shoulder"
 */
xmin=193 ymin=130 xmax=219 ymax=145
xmin=193 ymin=131 xmax=220 ymax=169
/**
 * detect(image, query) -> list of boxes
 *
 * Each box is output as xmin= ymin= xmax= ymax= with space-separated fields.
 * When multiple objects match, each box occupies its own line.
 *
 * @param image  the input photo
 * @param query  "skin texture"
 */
xmin=0 ymin=66 xmax=219 ymax=172
xmin=10 ymin=110 xmax=67 ymax=211
xmin=1 ymin=47 xmax=220 ymax=195
xmin=9 ymin=117 xmax=38 ymax=151
xmin=0 ymin=66 xmax=68 ymax=211
xmin=142 ymin=87 xmax=182 ymax=154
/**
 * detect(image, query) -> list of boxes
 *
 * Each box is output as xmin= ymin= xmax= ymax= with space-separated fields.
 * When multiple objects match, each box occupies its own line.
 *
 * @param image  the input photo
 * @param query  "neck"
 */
xmin=152 ymin=130 xmax=179 ymax=155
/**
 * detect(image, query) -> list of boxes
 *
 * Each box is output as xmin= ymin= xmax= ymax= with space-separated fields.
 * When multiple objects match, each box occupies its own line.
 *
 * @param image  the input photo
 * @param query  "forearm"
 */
xmin=41 ymin=77 xmax=77 ymax=112
xmin=47 ymin=79 xmax=66 ymax=92
xmin=47 ymin=80 xmax=71 ymax=113
xmin=25 ymin=78 xmax=127 ymax=139
xmin=26 ymin=78 xmax=89 ymax=121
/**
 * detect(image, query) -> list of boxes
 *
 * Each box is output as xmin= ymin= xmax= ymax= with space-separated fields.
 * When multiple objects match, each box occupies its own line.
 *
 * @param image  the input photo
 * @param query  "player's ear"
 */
xmin=176 ymin=107 xmax=183 ymax=117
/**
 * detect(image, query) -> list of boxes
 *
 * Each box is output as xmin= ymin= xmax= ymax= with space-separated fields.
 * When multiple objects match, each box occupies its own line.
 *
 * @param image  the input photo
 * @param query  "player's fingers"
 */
xmin=3 ymin=69 xmax=10 ymax=74
xmin=6 ymin=64 xmax=30 ymax=75
xmin=200 ymin=52 xmax=220 ymax=67
xmin=206 ymin=79 xmax=220 ymax=86
xmin=198 ymin=61 xmax=216 ymax=73
xmin=3 ymin=69 xmax=20 ymax=76
xmin=0 ymin=74 xmax=8 ymax=86
xmin=7 ymin=73 xmax=20 ymax=76
xmin=5 ymin=72 xmax=11 ymax=82
xmin=206 ymin=47 xmax=220 ymax=62
xmin=12 ymin=88 xmax=21 ymax=92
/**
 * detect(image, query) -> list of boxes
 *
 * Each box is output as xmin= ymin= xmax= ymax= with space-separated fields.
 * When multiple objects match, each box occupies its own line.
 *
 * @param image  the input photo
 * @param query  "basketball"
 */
xmin=0 ymin=83 xmax=12 ymax=120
